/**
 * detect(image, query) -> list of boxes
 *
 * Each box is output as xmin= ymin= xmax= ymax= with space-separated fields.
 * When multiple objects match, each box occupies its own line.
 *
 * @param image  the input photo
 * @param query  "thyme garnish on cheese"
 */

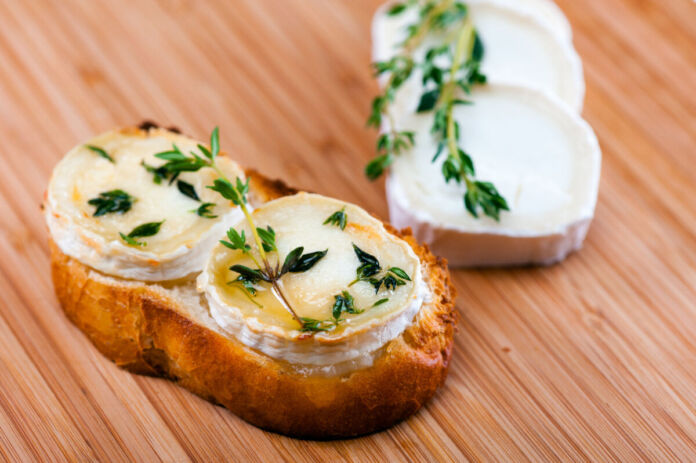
xmin=349 ymin=244 xmax=411 ymax=293
xmin=85 ymin=145 xmax=114 ymax=163
xmin=323 ymin=207 xmax=348 ymax=230
xmin=177 ymin=180 xmax=200 ymax=201
xmin=299 ymin=291 xmax=364 ymax=333
xmin=119 ymin=220 xmax=164 ymax=247
xmin=178 ymin=180 xmax=220 ymax=218
xmin=141 ymin=161 xmax=168 ymax=184
xmin=88 ymin=189 xmax=135 ymax=217
xmin=365 ymin=0 xmax=509 ymax=221
xmin=193 ymin=202 xmax=217 ymax=219
xmin=152 ymin=127 xmax=330 ymax=331
xmin=300 ymin=292 xmax=392 ymax=333
xmin=215 ymin=178 xmax=328 ymax=330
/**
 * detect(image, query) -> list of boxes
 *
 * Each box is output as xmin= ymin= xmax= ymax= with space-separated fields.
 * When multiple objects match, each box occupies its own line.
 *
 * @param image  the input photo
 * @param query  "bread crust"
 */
xmin=48 ymin=166 xmax=457 ymax=439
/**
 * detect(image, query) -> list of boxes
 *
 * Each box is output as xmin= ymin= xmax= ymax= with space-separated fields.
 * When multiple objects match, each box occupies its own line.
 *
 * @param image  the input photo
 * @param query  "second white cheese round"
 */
xmin=467 ymin=0 xmax=572 ymax=42
xmin=198 ymin=193 xmax=428 ymax=366
xmin=387 ymin=83 xmax=601 ymax=266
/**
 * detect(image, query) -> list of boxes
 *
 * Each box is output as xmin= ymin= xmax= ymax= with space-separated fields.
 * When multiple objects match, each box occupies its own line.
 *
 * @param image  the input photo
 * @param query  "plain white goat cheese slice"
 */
xmin=386 ymin=83 xmax=601 ymax=267
xmin=468 ymin=0 xmax=572 ymax=42
xmin=372 ymin=0 xmax=584 ymax=112
xmin=198 ymin=192 xmax=429 ymax=367
xmin=45 ymin=128 xmax=245 ymax=281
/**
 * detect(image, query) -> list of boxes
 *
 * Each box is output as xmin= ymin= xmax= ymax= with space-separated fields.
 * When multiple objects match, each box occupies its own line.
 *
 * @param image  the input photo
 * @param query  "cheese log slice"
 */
xmin=372 ymin=0 xmax=584 ymax=112
xmin=45 ymin=128 xmax=245 ymax=281
xmin=386 ymin=83 xmax=601 ymax=267
xmin=468 ymin=0 xmax=572 ymax=42
xmin=198 ymin=192 xmax=429 ymax=371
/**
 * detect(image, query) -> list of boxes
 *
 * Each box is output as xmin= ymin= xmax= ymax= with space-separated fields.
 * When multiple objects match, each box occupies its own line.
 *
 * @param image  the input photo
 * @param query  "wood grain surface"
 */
xmin=0 ymin=0 xmax=694 ymax=461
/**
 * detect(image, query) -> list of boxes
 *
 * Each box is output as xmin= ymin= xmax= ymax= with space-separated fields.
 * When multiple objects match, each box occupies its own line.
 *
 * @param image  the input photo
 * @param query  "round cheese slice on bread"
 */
xmin=372 ymin=0 xmax=584 ymax=112
xmin=386 ymin=83 xmax=601 ymax=267
xmin=199 ymin=192 xmax=429 ymax=371
xmin=45 ymin=127 xmax=245 ymax=281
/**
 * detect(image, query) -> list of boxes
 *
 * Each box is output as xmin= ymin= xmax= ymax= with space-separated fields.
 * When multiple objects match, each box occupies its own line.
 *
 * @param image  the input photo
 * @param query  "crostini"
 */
xmin=45 ymin=124 xmax=457 ymax=438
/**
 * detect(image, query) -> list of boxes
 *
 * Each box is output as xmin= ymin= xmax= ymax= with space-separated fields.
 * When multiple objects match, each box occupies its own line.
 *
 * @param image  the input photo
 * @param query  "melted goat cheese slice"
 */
xmin=198 ymin=193 xmax=428 ymax=366
xmin=387 ymin=83 xmax=601 ymax=266
xmin=373 ymin=0 xmax=584 ymax=111
xmin=46 ymin=128 xmax=245 ymax=281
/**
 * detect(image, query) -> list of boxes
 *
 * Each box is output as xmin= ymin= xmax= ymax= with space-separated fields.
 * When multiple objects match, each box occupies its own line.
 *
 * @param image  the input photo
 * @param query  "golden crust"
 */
xmin=48 ymin=129 xmax=457 ymax=439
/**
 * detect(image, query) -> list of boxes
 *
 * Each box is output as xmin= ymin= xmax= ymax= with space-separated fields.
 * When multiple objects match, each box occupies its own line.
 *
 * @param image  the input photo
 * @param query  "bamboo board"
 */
xmin=0 ymin=0 xmax=695 ymax=461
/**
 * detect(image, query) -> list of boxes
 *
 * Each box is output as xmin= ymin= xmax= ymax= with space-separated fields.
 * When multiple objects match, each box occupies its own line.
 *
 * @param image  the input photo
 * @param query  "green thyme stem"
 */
xmin=242 ymin=205 xmax=269 ymax=264
xmin=232 ymin=284 xmax=264 ymax=308
xmin=445 ymin=19 xmax=475 ymax=189
xmin=378 ymin=1 xmax=447 ymax=138
xmin=210 ymin=162 xmax=268 ymax=265
xmin=210 ymin=162 xmax=300 ymax=323
xmin=271 ymin=281 xmax=303 ymax=325
xmin=402 ymin=0 xmax=452 ymax=52
xmin=209 ymin=162 xmax=299 ymax=324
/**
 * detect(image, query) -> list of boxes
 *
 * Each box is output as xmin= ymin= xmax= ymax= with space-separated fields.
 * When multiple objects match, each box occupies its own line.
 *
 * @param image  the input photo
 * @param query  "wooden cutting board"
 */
xmin=0 ymin=0 xmax=694 ymax=461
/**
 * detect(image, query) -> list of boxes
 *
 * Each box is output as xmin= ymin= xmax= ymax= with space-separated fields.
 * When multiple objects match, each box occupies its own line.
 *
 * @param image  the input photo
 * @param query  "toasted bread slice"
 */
xmin=48 ymin=160 xmax=457 ymax=439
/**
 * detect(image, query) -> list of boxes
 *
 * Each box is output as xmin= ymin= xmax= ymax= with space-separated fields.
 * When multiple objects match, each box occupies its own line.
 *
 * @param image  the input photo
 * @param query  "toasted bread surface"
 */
xmin=49 ymin=164 xmax=457 ymax=439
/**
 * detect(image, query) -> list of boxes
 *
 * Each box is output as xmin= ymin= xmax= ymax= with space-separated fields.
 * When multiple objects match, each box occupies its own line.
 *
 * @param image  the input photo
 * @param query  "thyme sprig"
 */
xmin=223 ymin=228 xmax=328 ymax=327
xmin=349 ymin=244 xmax=411 ymax=292
xmin=88 ymin=189 xmax=135 ymax=217
xmin=153 ymin=127 xmax=329 ymax=330
xmin=365 ymin=0 xmax=509 ymax=221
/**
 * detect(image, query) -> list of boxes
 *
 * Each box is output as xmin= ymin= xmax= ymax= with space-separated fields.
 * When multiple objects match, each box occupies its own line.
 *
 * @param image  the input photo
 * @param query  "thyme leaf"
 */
xmin=88 ymin=190 xmax=135 ymax=217
xmin=119 ymin=220 xmax=164 ymax=247
xmin=193 ymin=202 xmax=217 ymax=218
xmin=332 ymin=291 xmax=364 ymax=322
xmin=256 ymin=226 xmax=277 ymax=252
xmin=350 ymin=244 xmax=411 ymax=293
xmin=288 ymin=249 xmax=328 ymax=273
xmin=208 ymin=177 xmax=249 ymax=206
xmin=141 ymin=161 xmax=168 ymax=184
xmin=323 ymin=207 xmax=347 ymax=230
xmin=352 ymin=244 xmax=381 ymax=280
xmin=177 ymin=180 xmax=200 ymax=201
xmin=220 ymin=228 xmax=251 ymax=252
xmin=229 ymin=264 xmax=268 ymax=283
xmin=389 ymin=267 xmax=411 ymax=281
xmin=85 ymin=145 xmax=114 ymax=163
xmin=281 ymin=246 xmax=304 ymax=275
xmin=299 ymin=317 xmax=335 ymax=333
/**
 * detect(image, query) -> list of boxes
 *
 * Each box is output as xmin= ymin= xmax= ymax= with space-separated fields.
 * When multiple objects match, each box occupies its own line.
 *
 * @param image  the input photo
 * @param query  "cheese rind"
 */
xmin=198 ymin=193 xmax=429 ymax=366
xmin=45 ymin=128 xmax=246 ymax=281
xmin=386 ymin=83 xmax=601 ymax=267
xmin=372 ymin=0 xmax=584 ymax=111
